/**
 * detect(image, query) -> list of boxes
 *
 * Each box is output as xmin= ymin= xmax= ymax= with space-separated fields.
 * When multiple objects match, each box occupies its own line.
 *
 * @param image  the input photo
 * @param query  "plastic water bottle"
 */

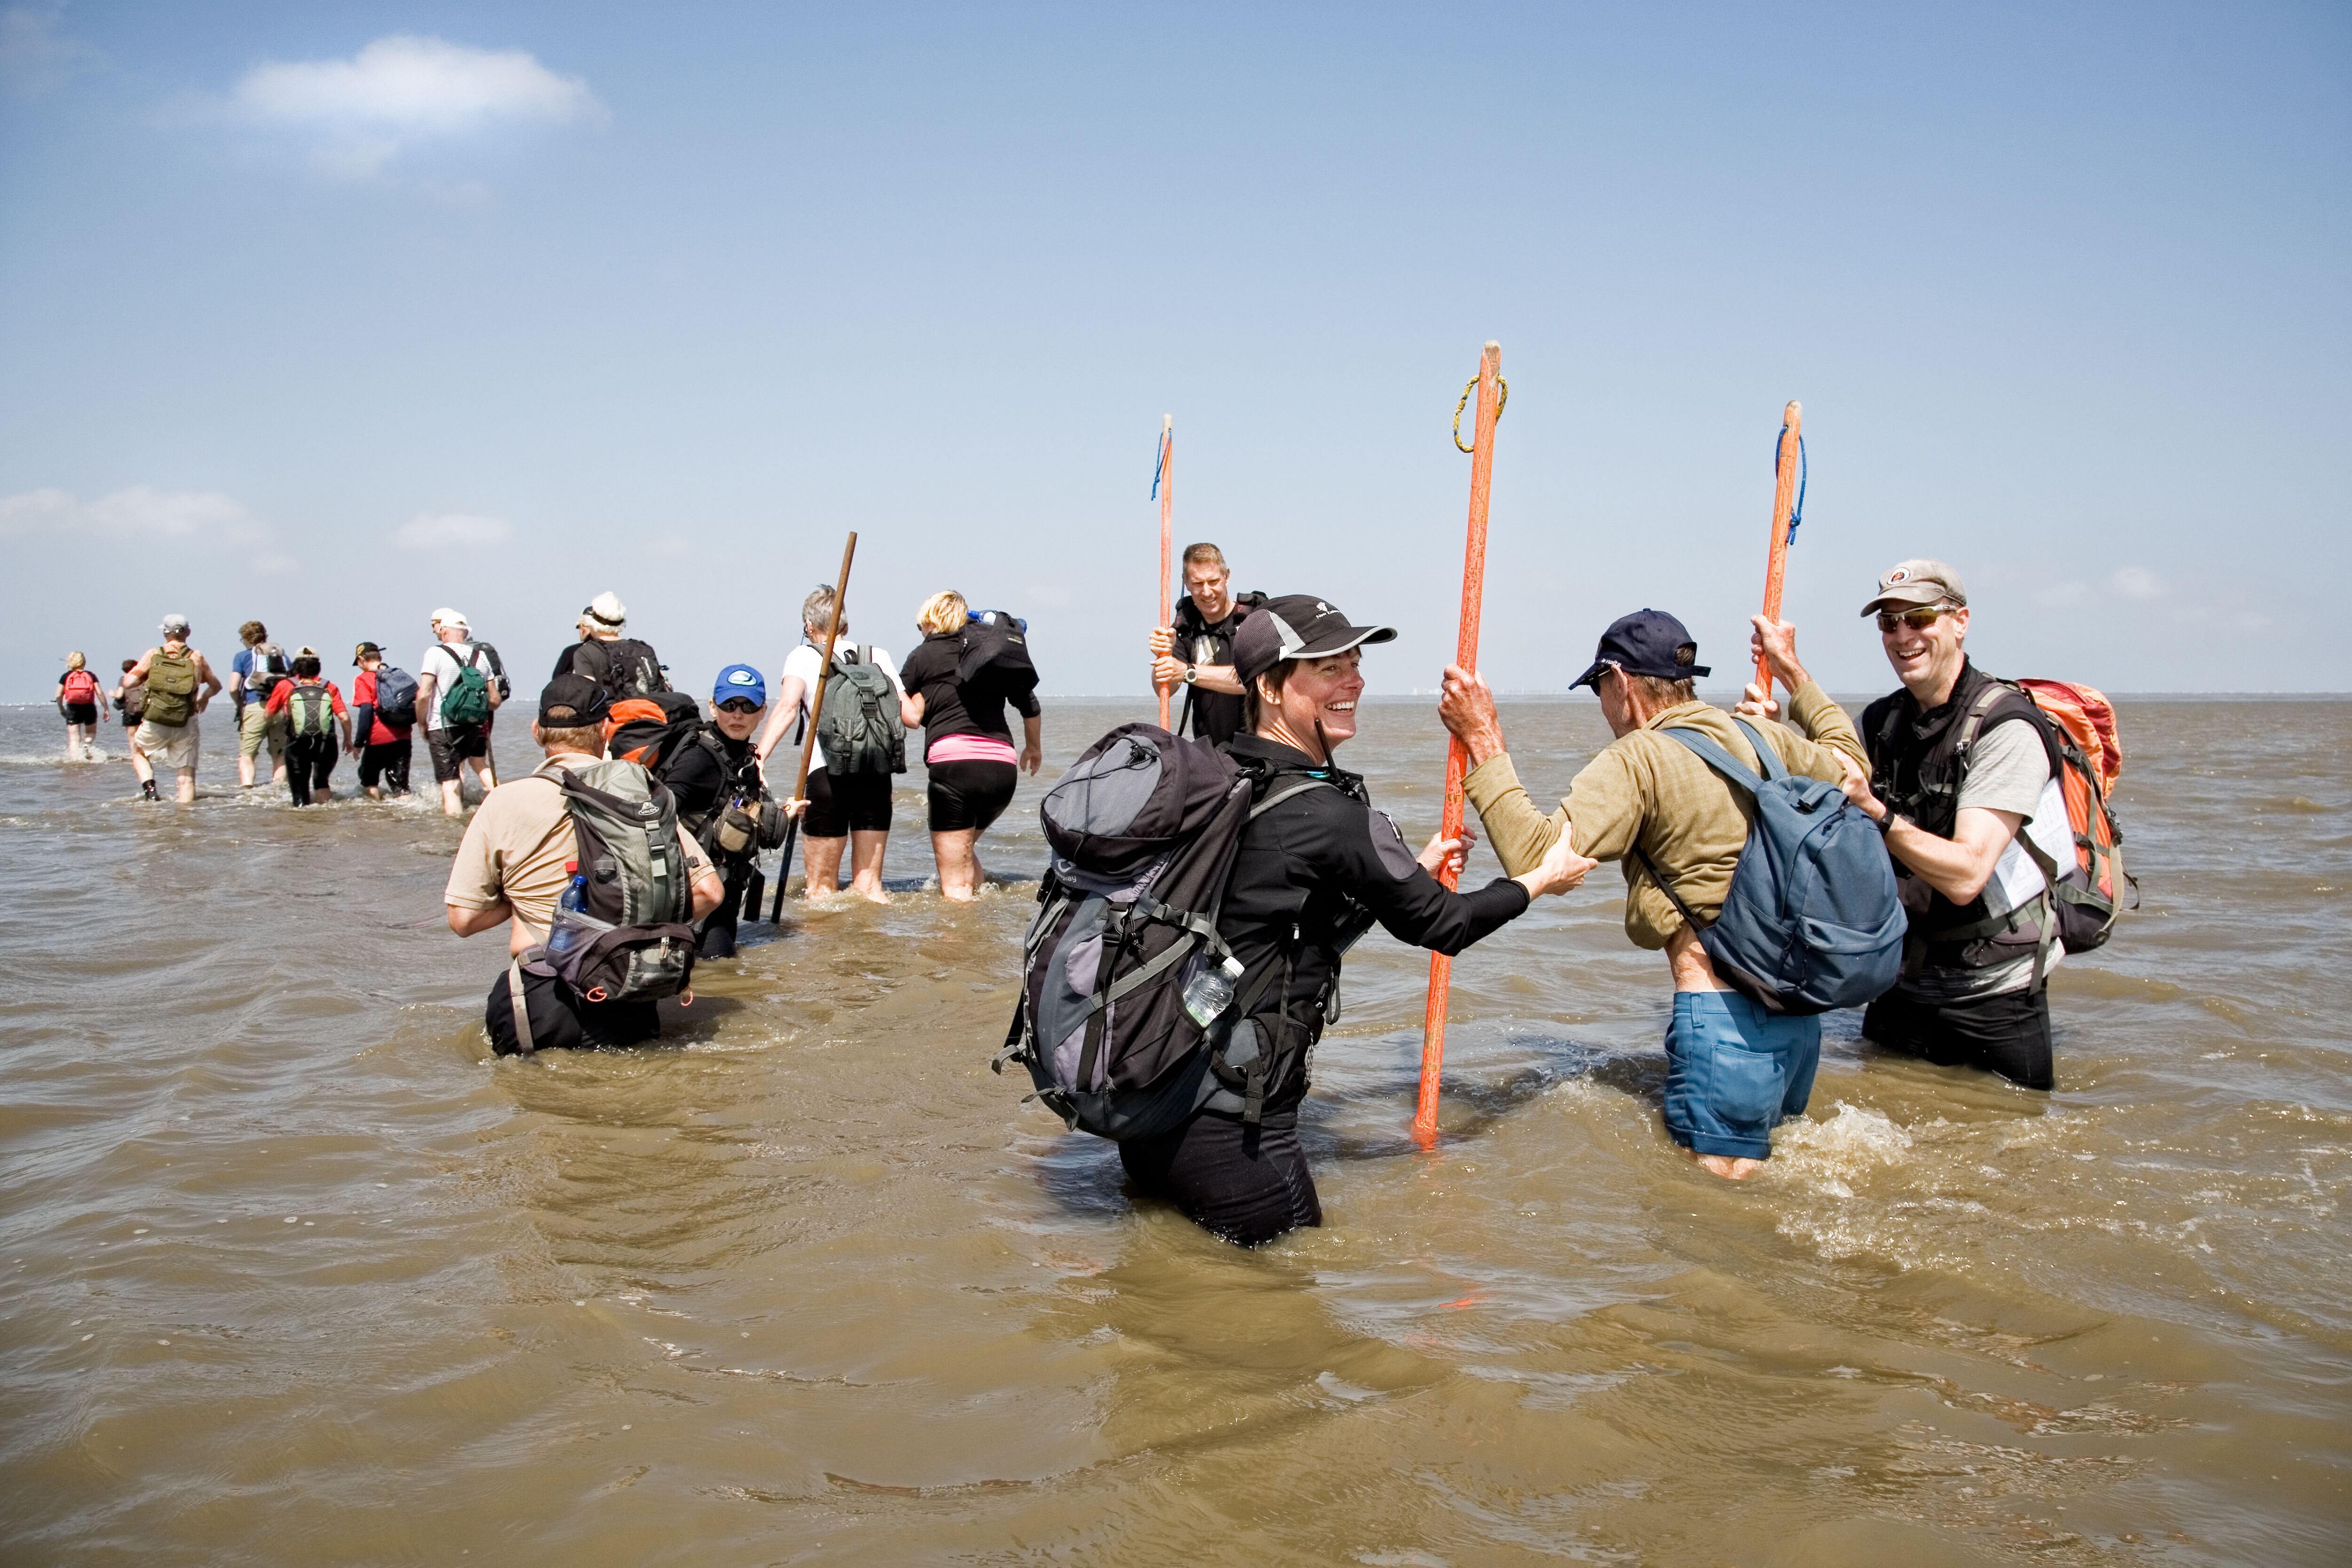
xmin=1181 ymin=955 xmax=1245 ymax=1029
xmin=548 ymin=862 xmax=589 ymax=955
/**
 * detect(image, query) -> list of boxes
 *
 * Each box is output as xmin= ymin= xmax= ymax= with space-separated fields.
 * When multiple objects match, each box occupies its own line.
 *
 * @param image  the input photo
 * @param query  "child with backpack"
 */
xmin=1439 ymin=608 xmax=1888 ymax=1181
xmin=350 ymin=642 xmax=417 ymax=798
xmin=57 ymin=652 xmax=103 ymax=762
xmin=264 ymin=648 xmax=352 ymax=806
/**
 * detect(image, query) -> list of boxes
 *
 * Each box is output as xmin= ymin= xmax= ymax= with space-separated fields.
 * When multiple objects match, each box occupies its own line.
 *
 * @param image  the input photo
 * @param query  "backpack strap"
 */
xmin=1654 ymin=718 xmax=1781 ymax=794
xmin=1630 ymin=844 xmax=1710 ymax=935
xmin=1249 ymin=778 xmax=1334 ymax=820
xmin=505 ymin=961 xmax=537 ymax=1055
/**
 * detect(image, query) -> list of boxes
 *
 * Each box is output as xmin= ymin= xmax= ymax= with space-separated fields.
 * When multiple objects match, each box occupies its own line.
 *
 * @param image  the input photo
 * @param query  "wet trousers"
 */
xmin=1119 ymin=1108 xmax=1321 ymax=1247
xmin=1864 ymin=986 xmax=2054 ymax=1091
xmin=285 ymin=735 xmax=338 ymax=805
xmin=697 ymin=859 xmax=755 ymax=959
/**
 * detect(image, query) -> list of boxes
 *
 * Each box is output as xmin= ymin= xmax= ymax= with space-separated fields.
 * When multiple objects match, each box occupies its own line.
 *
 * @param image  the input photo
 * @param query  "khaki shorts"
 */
xmin=135 ymin=717 xmax=201 ymax=772
xmin=239 ymin=701 xmax=288 ymax=761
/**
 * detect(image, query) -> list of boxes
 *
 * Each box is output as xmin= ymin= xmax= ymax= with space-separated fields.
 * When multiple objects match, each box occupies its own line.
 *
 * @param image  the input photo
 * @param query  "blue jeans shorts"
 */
xmin=1662 ymin=991 xmax=1821 ymax=1160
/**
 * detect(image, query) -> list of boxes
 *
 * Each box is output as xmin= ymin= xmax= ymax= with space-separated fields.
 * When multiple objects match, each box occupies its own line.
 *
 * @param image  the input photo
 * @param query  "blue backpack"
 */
xmin=1635 ymin=719 xmax=1903 ymax=1016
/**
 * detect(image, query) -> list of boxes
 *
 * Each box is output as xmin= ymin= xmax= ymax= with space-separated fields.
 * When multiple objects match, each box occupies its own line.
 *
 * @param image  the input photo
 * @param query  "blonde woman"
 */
xmin=56 ymin=652 xmax=103 ymax=762
xmin=896 ymin=591 xmax=1043 ymax=899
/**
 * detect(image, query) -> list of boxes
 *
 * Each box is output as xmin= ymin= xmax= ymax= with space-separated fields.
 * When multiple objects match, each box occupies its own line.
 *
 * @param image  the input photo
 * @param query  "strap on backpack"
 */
xmin=505 ymin=961 xmax=537 ymax=1055
xmin=1654 ymin=718 xmax=1783 ymax=793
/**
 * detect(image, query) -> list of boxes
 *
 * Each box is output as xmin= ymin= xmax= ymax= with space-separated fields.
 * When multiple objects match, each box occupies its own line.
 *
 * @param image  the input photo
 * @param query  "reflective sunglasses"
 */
xmin=1876 ymin=604 xmax=1957 ymax=634
xmin=715 ymin=697 xmax=763 ymax=714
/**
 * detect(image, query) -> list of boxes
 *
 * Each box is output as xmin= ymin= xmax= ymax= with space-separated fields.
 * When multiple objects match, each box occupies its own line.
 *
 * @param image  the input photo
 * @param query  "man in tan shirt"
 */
xmin=446 ymin=674 xmax=723 ymax=1048
xmin=1439 ymin=608 xmax=1868 ymax=1178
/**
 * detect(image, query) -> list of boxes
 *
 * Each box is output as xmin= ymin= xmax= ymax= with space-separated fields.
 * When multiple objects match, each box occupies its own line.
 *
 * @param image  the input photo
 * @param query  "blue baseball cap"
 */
xmin=1570 ymin=609 xmax=1710 ymax=689
xmin=712 ymin=663 xmax=767 ymax=707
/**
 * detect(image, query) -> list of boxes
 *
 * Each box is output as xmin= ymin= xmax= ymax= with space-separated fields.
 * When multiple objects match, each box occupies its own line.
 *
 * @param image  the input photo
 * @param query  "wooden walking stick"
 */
xmin=1154 ymin=414 xmax=1175 ymax=729
xmin=767 ymin=529 xmax=859 ymax=922
xmin=1753 ymin=402 xmax=1805 ymax=700
xmin=1414 ymin=341 xmax=1504 ymax=1148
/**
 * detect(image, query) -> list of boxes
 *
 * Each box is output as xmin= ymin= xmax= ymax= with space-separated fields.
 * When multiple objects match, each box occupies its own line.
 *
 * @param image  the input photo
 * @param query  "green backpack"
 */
xmin=439 ymin=647 xmax=493 ymax=727
xmin=143 ymin=647 xmax=199 ymax=728
xmin=286 ymin=684 xmax=337 ymax=739
xmin=817 ymin=647 xmax=906 ymax=777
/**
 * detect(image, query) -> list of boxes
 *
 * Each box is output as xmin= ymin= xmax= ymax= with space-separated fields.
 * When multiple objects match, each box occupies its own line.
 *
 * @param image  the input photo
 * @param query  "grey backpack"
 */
xmin=817 ymin=646 xmax=906 ymax=776
xmin=534 ymin=759 xmax=699 ymax=1013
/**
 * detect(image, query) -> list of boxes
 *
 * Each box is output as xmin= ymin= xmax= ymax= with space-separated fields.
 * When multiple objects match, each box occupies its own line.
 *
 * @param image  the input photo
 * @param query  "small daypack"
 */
xmin=246 ymin=644 xmax=289 ymax=701
xmin=1965 ymin=679 xmax=2131 ymax=956
xmin=438 ymin=646 xmax=494 ymax=727
xmin=536 ymin=759 xmax=699 ymax=1011
xmin=286 ymin=684 xmax=337 ymax=739
xmin=372 ymin=666 xmax=419 ymax=729
xmin=818 ymin=646 xmax=906 ymax=777
xmin=142 ymin=647 xmax=199 ymax=727
xmin=1635 ymin=718 xmax=1905 ymax=1016
xmin=60 ymin=669 xmax=99 ymax=708
xmin=958 ymin=612 xmax=1039 ymax=696
xmin=995 ymin=724 xmax=1331 ymax=1139
xmin=606 ymin=691 xmax=706 ymax=770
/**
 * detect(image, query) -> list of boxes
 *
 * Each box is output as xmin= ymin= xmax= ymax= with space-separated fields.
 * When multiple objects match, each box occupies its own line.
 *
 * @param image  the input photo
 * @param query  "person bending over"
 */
xmin=1441 ymin=608 xmax=1867 ymax=1179
xmin=1122 ymin=595 xmax=1594 ymax=1246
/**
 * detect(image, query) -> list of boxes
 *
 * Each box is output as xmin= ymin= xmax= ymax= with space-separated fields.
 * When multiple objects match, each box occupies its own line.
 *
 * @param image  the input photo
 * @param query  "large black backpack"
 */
xmin=958 ymin=611 xmax=1039 ymax=697
xmin=995 ymin=723 xmax=1329 ymax=1140
xmin=576 ymin=637 xmax=669 ymax=699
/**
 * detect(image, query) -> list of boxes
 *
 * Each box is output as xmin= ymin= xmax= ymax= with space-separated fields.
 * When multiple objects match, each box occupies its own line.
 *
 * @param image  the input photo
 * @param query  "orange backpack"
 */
xmin=2010 ymin=680 xmax=2130 ymax=948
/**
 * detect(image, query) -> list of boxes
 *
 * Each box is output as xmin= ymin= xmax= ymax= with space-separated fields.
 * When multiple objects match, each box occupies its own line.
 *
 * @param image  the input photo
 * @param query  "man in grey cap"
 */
xmin=1809 ymin=559 xmax=2077 ymax=1090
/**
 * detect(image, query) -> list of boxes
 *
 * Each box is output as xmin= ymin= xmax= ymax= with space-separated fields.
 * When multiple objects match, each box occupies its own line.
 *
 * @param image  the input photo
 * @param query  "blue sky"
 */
xmin=2 ymin=1 xmax=2346 ymax=700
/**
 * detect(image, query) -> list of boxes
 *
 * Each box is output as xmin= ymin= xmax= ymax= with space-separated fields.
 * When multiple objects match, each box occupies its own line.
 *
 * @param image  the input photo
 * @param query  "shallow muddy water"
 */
xmin=1 ymin=695 xmax=2347 ymax=1565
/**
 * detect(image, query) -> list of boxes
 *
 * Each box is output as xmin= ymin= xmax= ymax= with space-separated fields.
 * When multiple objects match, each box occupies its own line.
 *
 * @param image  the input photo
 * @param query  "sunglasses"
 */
xmin=1876 ymin=604 xmax=1958 ymax=634
xmin=715 ymin=697 xmax=763 ymax=714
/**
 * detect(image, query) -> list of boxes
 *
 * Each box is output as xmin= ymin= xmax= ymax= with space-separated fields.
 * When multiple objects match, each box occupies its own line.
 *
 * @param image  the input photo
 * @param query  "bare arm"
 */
xmin=1847 ymin=788 xmax=2022 ymax=906
xmin=446 ymin=901 xmax=511 ymax=938
xmin=195 ymin=654 xmax=224 ymax=711
xmin=754 ymin=675 xmax=808 ymax=763
xmin=678 ymin=825 xmax=726 ymax=919
xmin=1020 ymin=712 xmax=1042 ymax=774
xmin=899 ymin=690 xmax=926 ymax=730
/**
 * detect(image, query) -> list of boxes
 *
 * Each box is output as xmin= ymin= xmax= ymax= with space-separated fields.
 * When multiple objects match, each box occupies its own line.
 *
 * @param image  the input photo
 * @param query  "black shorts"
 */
xmin=926 ymin=758 xmax=1017 ymax=833
xmin=63 ymin=704 xmax=98 ymax=725
xmin=428 ymin=724 xmax=488 ymax=783
xmin=358 ymin=738 xmax=412 ymax=793
xmin=1863 ymin=985 xmax=2054 ymax=1091
xmin=484 ymin=965 xmax=659 ymax=1055
xmin=803 ymin=767 xmax=893 ymax=836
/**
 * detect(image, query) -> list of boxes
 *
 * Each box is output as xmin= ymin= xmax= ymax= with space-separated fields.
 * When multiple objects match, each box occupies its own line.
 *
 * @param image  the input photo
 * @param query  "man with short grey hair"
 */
xmin=1773 ymin=560 xmax=2075 ymax=1090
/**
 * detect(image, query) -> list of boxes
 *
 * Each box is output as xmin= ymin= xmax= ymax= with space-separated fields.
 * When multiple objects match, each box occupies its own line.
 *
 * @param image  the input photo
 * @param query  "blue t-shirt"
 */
xmin=231 ymin=647 xmax=257 ymax=706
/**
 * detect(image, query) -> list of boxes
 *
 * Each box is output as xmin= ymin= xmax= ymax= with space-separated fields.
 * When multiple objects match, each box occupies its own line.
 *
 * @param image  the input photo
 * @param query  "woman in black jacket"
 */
xmin=1119 ymin=595 xmax=1595 ymax=1245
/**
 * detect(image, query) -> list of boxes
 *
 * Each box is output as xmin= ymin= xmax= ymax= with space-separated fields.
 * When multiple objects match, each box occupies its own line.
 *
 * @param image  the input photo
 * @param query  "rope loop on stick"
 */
xmin=1773 ymin=430 xmax=1808 ymax=545
xmin=1452 ymin=374 xmax=1510 ymax=453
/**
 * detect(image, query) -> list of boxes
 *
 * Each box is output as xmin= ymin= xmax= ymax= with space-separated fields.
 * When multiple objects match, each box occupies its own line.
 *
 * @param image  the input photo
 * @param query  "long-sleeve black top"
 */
xmin=1219 ymin=734 xmax=1530 ymax=1108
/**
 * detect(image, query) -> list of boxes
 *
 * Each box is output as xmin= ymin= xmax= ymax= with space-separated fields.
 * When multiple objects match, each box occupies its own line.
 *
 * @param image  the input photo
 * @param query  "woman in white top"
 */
xmin=752 ymin=584 xmax=908 ymax=903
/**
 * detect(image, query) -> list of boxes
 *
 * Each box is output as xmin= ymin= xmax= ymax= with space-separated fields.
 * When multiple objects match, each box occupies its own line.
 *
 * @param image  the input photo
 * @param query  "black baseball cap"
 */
xmin=1232 ymin=594 xmax=1397 ymax=684
xmin=538 ymin=672 xmax=611 ymax=727
xmin=1570 ymin=609 xmax=1710 ymax=690
xmin=351 ymin=641 xmax=382 ymax=666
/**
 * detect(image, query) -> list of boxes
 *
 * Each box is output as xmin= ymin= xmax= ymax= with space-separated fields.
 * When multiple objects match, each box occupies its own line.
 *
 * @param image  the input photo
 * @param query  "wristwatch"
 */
xmin=1182 ymin=665 xmax=1199 ymax=685
xmin=1876 ymin=810 xmax=1900 ymax=838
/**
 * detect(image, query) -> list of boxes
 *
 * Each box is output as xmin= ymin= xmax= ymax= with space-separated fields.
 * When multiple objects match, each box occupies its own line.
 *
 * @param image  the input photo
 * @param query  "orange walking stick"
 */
xmin=1414 ymin=341 xmax=1504 ymax=1147
xmin=1753 ymin=402 xmax=1805 ymax=699
xmin=768 ymin=529 xmax=857 ymax=921
xmin=1154 ymin=415 xmax=1174 ymax=729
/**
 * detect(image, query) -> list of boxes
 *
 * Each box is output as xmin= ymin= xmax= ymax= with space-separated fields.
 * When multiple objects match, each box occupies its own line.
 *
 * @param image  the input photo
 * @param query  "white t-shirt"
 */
xmin=420 ymin=640 xmax=495 ymax=732
xmin=1898 ymin=717 xmax=2075 ymax=1001
xmin=780 ymin=642 xmax=906 ymax=766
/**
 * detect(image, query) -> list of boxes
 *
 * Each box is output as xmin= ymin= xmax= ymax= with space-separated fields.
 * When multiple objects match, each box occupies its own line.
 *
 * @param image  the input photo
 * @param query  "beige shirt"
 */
xmin=1463 ymin=681 xmax=1867 ymax=951
xmin=444 ymin=753 xmax=714 ymax=948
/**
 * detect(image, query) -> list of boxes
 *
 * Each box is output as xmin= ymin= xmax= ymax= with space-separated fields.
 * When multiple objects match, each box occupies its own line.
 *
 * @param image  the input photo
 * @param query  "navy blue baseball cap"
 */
xmin=1570 ymin=609 xmax=1710 ymax=689
xmin=712 ymin=663 xmax=767 ymax=707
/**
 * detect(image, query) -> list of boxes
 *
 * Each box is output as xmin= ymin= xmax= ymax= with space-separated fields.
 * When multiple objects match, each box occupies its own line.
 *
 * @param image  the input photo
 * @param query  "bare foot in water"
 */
xmin=1688 ymin=1150 xmax=1764 ymax=1180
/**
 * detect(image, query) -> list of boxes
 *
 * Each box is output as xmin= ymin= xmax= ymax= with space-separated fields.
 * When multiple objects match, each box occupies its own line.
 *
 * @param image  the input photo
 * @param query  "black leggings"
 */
xmin=1863 ymin=986 xmax=2054 ymax=1090
xmin=1119 ymin=1109 xmax=1321 ymax=1247
xmin=285 ymin=735 xmax=337 ymax=805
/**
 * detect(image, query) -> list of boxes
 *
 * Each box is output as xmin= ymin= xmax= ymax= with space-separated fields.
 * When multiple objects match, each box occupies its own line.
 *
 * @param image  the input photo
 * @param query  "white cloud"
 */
xmin=393 ymin=511 xmax=511 ymax=550
xmin=232 ymin=36 xmax=599 ymax=178
xmin=2112 ymin=566 xmax=2165 ymax=600
xmin=0 ymin=5 xmax=99 ymax=99
xmin=0 ymin=485 xmax=264 ymax=541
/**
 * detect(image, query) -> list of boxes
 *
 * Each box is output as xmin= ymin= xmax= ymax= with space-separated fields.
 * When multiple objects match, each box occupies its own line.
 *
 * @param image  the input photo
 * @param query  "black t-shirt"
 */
xmin=900 ymin=630 xmax=1041 ymax=748
xmin=660 ymin=726 xmax=760 ymax=826
xmin=1173 ymin=590 xmax=1263 ymax=747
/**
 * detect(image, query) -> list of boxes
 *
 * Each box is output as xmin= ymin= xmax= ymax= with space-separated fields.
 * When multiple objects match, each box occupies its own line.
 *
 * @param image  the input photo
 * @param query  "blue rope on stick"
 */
xmin=1774 ymin=430 xmax=1807 ymax=545
xmin=1151 ymin=433 xmax=1169 ymax=500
